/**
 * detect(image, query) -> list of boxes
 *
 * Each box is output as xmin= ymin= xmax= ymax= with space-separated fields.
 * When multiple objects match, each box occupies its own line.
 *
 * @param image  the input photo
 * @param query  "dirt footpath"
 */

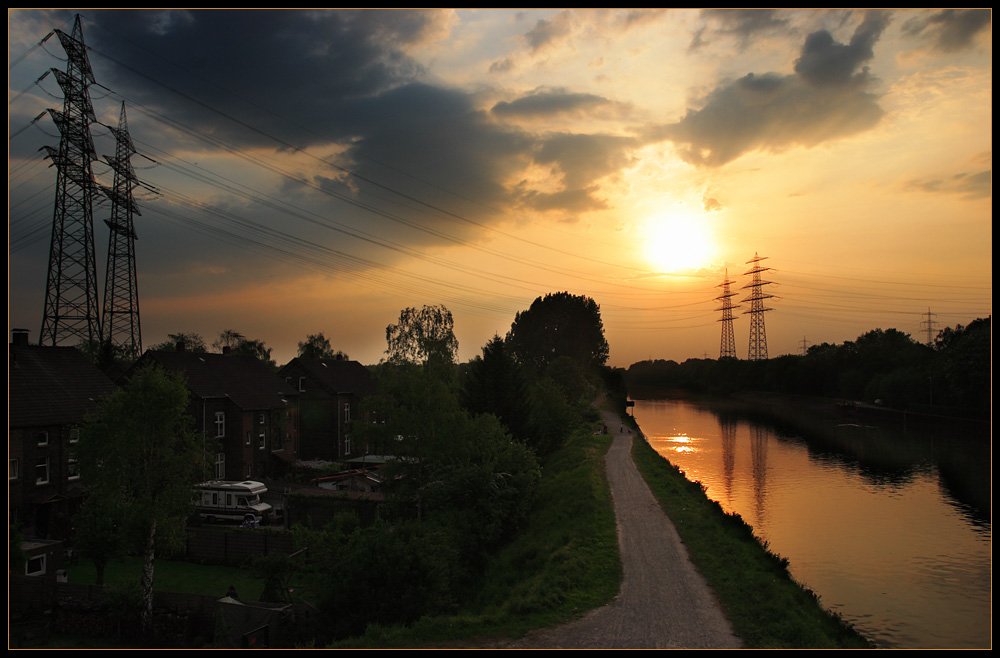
xmin=509 ymin=409 xmax=743 ymax=649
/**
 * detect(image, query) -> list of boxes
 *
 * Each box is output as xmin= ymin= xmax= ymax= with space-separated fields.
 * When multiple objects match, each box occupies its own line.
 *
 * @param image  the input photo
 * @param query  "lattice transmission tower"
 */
xmin=741 ymin=253 xmax=775 ymax=361
xmin=39 ymin=15 xmax=101 ymax=347
xmin=714 ymin=269 xmax=740 ymax=359
xmin=100 ymin=102 xmax=144 ymax=358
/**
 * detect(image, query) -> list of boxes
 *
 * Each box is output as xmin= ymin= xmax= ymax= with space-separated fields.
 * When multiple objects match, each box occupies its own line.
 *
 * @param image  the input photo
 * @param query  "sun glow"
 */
xmin=642 ymin=212 xmax=715 ymax=273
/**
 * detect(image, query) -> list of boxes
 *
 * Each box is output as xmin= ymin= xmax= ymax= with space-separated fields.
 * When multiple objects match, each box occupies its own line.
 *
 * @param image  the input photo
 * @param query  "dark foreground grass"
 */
xmin=330 ymin=424 xmax=620 ymax=648
xmin=629 ymin=426 xmax=874 ymax=649
xmin=64 ymin=556 xmax=265 ymax=601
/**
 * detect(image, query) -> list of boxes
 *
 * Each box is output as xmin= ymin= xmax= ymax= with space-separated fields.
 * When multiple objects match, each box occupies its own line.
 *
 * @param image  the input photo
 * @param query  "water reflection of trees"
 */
xmin=707 ymin=399 xmax=991 ymax=525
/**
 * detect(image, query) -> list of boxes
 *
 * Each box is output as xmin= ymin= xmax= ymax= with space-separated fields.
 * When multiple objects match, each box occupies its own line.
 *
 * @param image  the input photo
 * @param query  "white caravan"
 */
xmin=193 ymin=480 xmax=273 ymax=524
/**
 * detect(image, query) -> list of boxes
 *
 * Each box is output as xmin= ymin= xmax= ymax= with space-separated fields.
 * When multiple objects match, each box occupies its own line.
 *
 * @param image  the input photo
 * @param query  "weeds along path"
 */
xmin=511 ymin=409 xmax=743 ymax=649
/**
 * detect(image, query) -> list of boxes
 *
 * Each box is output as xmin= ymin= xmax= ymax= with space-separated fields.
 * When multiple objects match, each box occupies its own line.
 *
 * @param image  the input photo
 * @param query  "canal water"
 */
xmin=631 ymin=396 xmax=991 ymax=649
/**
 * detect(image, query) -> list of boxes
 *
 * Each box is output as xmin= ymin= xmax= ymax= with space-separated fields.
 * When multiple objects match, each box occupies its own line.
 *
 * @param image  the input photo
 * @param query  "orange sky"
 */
xmin=8 ymin=9 xmax=992 ymax=366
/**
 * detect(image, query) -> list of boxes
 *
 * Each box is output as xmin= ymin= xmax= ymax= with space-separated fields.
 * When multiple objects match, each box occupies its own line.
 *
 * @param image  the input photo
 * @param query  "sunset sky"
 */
xmin=8 ymin=9 xmax=992 ymax=367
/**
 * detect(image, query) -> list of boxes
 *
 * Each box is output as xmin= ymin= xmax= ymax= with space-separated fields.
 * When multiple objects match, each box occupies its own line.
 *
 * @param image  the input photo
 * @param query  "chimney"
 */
xmin=222 ymin=345 xmax=231 ymax=355
xmin=176 ymin=340 xmax=186 ymax=352
xmin=11 ymin=329 xmax=29 ymax=347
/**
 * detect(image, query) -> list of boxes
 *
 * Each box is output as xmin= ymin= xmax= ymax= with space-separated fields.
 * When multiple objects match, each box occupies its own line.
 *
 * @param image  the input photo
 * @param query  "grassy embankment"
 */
xmin=331 ymin=420 xmax=621 ymax=648
xmin=626 ymin=413 xmax=874 ymax=649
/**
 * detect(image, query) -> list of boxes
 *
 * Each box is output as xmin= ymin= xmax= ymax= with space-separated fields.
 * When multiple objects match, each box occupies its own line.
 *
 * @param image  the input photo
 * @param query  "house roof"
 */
xmin=9 ymin=344 xmax=118 ymax=427
xmin=136 ymin=350 xmax=296 ymax=410
xmin=280 ymin=357 xmax=377 ymax=397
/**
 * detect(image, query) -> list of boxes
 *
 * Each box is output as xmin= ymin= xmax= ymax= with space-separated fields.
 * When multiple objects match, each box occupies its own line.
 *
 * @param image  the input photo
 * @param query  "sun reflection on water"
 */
xmin=667 ymin=434 xmax=698 ymax=453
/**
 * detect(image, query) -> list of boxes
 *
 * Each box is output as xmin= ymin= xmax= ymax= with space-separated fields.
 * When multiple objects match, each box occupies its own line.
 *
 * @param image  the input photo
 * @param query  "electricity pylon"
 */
xmin=100 ymin=102 xmax=143 ymax=358
xmin=742 ymin=253 xmax=775 ymax=361
xmin=714 ymin=269 xmax=739 ymax=359
xmin=39 ymin=15 xmax=101 ymax=347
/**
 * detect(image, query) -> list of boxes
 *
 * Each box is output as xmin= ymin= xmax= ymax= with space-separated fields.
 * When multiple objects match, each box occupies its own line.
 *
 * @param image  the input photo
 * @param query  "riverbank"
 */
xmin=625 ymin=409 xmax=875 ymax=649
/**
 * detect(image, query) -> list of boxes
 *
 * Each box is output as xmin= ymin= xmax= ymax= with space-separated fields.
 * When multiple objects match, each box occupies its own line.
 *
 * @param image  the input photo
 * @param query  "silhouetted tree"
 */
xmin=147 ymin=332 xmax=207 ymax=353
xmin=297 ymin=331 xmax=348 ymax=360
xmin=506 ymin=292 xmax=609 ymax=376
xmin=385 ymin=305 xmax=458 ymax=370
xmin=934 ymin=317 xmax=991 ymax=414
xmin=212 ymin=330 xmax=276 ymax=369
xmin=461 ymin=334 xmax=532 ymax=442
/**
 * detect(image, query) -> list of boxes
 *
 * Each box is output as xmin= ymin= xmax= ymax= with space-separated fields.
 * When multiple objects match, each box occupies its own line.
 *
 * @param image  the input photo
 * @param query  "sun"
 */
xmin=642 ymin=211 xmax=715 ymax=273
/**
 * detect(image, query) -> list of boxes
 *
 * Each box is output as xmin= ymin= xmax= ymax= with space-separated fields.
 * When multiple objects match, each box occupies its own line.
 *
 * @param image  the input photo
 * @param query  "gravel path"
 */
xmin=510 ymin=409 xmax=743 ymax=649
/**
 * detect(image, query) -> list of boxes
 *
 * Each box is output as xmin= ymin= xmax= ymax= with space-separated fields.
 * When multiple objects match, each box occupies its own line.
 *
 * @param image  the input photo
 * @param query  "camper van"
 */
xmin=193 ymin=480 xmax=273 ymax=524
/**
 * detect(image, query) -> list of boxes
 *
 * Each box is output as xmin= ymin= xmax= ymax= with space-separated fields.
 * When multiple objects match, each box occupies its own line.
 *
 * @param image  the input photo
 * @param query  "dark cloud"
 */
xmin=908 ymin=169 xmax=992 ymax=200
xmin=80 ymin=9 xmax=442 ymax=151
xmin=533 ymin=133 xmax=637 ymax=191
xmin=491 ymin=89 xmax=614 ymax=118
xmin=332 ymin=83 xmax=531 ymax=220
xmin=902 ymin=9 xmax=992 ymax=53
xmin=524 ymin=10 xmax=573 ymax=53
xmin=658 ymin=12 xmax=888 ymax=167
xmin=794 ymin=11 xmax=888 ymax=86
xmin=517 ymin=186 xmax=607 ymax=215
xmin=691 ymin=8 xmax=793 ymax=51
xmin=489 ymin=55 xmax=515 ymax=74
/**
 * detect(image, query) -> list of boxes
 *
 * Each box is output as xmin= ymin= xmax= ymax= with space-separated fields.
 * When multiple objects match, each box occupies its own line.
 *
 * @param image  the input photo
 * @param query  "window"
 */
xmin=35 ymin=458 xmax=50 ymax=485
xmin=246 ymin=464 xmax=252 ymax=478
xmin=343 ymin=402 xmax=351 ymax=423
xmin=258 ymin=430 xmax=266 ymax=450
xmin=25 ymin=554 xmax=46 ymax=576
xmin=259 ymin=412 xmax=266 ymax=425
xmin=67 ymin=454 xmax=80 ymax=480
xmin=344 ymin=435 xmax=351 ymax=456
xmin=215 ymin=453 xmax=225 ymax=479
xmin=69 ymin=428 xmax=80 ymax=444
xmin=298 ymin=376 xmax=306 ymax=392
xmin=36 ymin=431 xmax=49 ymax=446
xmin=246 ymin=431 xmax=251 ymax=446
xmin=215 ymin=411 xmax=226 ymax=438
xmin=9 ymin=459 xmax=19 ymax=481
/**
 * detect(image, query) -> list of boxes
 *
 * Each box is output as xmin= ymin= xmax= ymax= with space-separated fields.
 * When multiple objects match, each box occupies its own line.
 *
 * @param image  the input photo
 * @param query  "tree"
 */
xmin=506 ymin=292 xmax=610 ymax=374
xmin=78 ymin=364 xmax=202 ymax=640
xmin=147 ymin=332 xmax=207 ymax=353
xmin=213 ymin=330 xmax=276 ymax=369
xmin=385 ymin=305 xmax=459 ymax=368
xmin=212 ymin=329 xmax=245 ymax=351
xmin=297 ymin=332 xmax=348 ymax=360
xmin=461 ymin=335 xmax=532 ymax=442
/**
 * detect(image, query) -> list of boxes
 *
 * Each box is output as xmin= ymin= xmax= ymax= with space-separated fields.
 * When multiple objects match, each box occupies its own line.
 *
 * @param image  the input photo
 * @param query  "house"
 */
xmin=129 ymin=345 xmax=299 ymax=482
xmin=8 ymin=330 xmax=118 ymax=538
xmin=277 ymin=357 xmax=376 ymax=461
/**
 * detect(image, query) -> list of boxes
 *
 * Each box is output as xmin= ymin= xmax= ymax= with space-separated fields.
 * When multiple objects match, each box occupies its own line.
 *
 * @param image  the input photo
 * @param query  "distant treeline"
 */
xmin=624 ymin=317 xmax=991 ymax=419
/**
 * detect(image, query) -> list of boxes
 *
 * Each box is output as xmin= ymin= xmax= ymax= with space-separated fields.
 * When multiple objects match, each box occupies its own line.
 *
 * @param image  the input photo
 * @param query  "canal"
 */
xmin=631 ymin=395 xmax=991 ymax=649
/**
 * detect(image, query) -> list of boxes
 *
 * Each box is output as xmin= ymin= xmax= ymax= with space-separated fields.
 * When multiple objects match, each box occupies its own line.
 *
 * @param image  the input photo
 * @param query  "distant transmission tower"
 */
xmin=39 ymin=15 xmax=101 ymax=347
xmin=714 ymin=269 xmax=739 ymax=359
xmin=742 ymin=253 xmax=775 ymax=361
xmin=921 ymin=307 xmax=937 ymax=346
xmin=100 ymin=102 xmax=143 ymax=358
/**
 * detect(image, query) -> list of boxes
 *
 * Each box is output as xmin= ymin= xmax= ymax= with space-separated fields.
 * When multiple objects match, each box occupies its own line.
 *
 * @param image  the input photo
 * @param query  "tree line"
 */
xmin=625 ymin=317 xmax=991 ymax=419
xmin=71 ymin=291 xmax=615 ymax=643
